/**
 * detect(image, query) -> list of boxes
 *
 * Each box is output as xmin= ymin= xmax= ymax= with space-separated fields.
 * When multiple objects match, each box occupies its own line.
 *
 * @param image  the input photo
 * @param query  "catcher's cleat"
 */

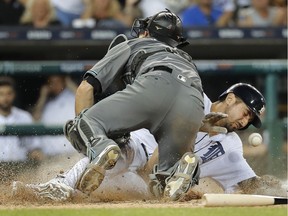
xmin=163 ymin=152 xmax=200 ymax=201
xmin=77 ymin=144 xmax=121 ymax=194
xmin=12 ymin=180 xmax=74 ymax=201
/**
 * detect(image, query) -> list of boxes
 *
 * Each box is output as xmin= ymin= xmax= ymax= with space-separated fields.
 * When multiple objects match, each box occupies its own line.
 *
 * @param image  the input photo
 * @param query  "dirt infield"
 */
xmin=0 ymin=154 xmax=286 ymax=210
xmin=0 ymin=178 xmax=203 ymax=209
xmin=0 ymin=154 xmax=211 ymax=209
xmin=0 ymin=198 xmax=202 ymax=210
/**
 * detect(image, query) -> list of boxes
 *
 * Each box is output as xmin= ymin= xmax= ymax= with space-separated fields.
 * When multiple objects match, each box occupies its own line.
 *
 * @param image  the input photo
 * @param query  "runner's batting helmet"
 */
xmin=219 ymin=83 xmax=266 ymax=129
xmin=131 ymin=9 xmax=188 ymax=47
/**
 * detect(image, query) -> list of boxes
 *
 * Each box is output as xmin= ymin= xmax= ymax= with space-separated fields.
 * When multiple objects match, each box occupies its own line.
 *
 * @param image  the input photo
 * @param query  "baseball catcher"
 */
xmin=63 ymin=9 xmax=204 ymax=201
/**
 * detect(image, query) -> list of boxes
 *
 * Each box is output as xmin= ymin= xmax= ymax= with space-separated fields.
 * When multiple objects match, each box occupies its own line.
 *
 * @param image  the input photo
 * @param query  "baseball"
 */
xmin=248 ymin=133 xmax=262 ymax=147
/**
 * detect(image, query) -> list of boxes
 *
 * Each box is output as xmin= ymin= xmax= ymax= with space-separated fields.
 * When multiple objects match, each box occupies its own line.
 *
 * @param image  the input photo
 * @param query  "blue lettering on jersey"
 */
xmin=200 ymin=141 xmax=225 ymax=163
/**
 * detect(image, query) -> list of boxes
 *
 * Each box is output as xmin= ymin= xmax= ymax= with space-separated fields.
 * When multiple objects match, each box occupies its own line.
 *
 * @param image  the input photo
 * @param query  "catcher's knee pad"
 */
xmin=64 ymin=109 xmax=101 ymax=156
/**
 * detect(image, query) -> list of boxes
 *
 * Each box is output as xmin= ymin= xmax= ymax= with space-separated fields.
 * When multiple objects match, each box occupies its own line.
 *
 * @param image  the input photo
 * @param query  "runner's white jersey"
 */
xmin=129 ymin=129 xmax=157 ymax=172
xmin=129 ymin=94 xmax=256 ymax=192
xmin=195 ymin=131 xmax=256 ymax=192
xmin=194 ymin=94 xmax=256 ymax=192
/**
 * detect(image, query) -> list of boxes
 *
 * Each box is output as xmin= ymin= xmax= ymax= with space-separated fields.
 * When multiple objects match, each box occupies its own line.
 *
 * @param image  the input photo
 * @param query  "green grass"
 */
xmin=0 ymin=207 xmax=287 ymax=216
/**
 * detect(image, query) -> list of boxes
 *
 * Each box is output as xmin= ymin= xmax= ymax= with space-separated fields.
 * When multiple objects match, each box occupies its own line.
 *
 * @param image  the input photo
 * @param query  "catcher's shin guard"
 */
xmin=163 ymin=152 xmax=200 ymax=201
xmin=64 ymin=109 xmax=121 ymax=194
xmin=64 ymin=109 xmax=92 ymax=155
xmin=64 ymin=109 xmax=117 ymax=161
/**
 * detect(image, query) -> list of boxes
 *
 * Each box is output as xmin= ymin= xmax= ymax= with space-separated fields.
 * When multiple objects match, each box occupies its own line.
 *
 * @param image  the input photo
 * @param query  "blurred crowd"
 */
xmin=0 ymin=75 xmax=78 ymax=182
xmin=0 ymin=0 xmax=286 ymax=28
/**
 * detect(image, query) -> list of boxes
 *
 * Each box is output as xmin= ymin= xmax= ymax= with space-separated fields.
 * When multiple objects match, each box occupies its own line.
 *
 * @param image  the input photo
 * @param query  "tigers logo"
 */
xmin=200 ymin=142 xmax=225 ymax=164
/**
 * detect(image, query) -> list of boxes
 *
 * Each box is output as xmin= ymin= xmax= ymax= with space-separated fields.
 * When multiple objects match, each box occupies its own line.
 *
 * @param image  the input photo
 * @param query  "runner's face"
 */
xmin=223 ymin=101 xmax=254 ymax=131
xmin=227 ymin=101 xmax=254 ymax=131
xmin=216 ymin=96 xmax=254 ymax=132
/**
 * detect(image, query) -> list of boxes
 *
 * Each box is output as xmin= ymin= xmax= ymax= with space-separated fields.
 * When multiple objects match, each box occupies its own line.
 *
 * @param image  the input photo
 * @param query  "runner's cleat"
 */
xmin=12 ymin=180 xmax=74 ymax=201
xmin=163 ymin=152 xmax=200 ymax=201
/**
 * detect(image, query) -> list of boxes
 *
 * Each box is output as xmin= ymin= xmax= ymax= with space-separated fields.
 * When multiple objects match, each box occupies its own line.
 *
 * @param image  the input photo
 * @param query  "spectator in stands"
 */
xmin=50 ymin=0 xmax=86 ymax=27
xmin=32 ymin=75 xmax=77 ymax=157
xmin=138 ymin=0 xmax=170 ymax=17
xmin=0 ymin=77 xmax=40 ymax=182
xmin=236 ymin=0 xmax=251 ymax=9
xmin=163 ymin=0 xmax=191 ymax=14
xmin=213 ymin=0 xmax=236 ymax=26
xmin=138 ymin=0 xmax=190 ymax=16
xmin=20 ymin=0 xmax=59 ymax=28
xmin=0 ymin=0 xmax=25 ymax=25
xmin=271 ymin=0 xmax=287 ymax=26
xmin=180 ymin=0 xmax=223 ymax=27
xmin=122 ymin=0 xmax=143 ymax=23
xmin=74 ymin=0 xmax=138 ymax=28
xmin=237 ymin=0 xmax=286 ymax=27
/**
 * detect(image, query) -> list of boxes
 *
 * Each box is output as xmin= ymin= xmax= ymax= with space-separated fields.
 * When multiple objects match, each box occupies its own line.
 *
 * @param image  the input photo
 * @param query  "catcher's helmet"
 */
xmin=131 ymin=9 xmax=188 ymax=47
xmin=219 ymin=83 xmax=266 ymax=129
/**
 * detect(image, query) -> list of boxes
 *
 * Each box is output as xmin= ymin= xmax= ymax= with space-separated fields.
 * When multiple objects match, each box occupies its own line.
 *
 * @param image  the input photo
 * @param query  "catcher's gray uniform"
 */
xmin=80 ymin=37 xmax=204 ymax=170
xmin=64 ymin=36 xmax=205 ymax=200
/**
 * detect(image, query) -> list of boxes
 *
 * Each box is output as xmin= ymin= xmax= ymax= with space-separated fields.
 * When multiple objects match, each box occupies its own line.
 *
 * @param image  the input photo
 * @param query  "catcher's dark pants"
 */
xmin=82 ymin=70 xmax=204 ymax=171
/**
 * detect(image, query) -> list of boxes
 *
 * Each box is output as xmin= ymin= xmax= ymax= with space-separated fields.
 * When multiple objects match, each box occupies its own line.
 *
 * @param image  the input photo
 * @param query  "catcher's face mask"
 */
xmin=131 ymin=17 xmax=150 ymax=38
